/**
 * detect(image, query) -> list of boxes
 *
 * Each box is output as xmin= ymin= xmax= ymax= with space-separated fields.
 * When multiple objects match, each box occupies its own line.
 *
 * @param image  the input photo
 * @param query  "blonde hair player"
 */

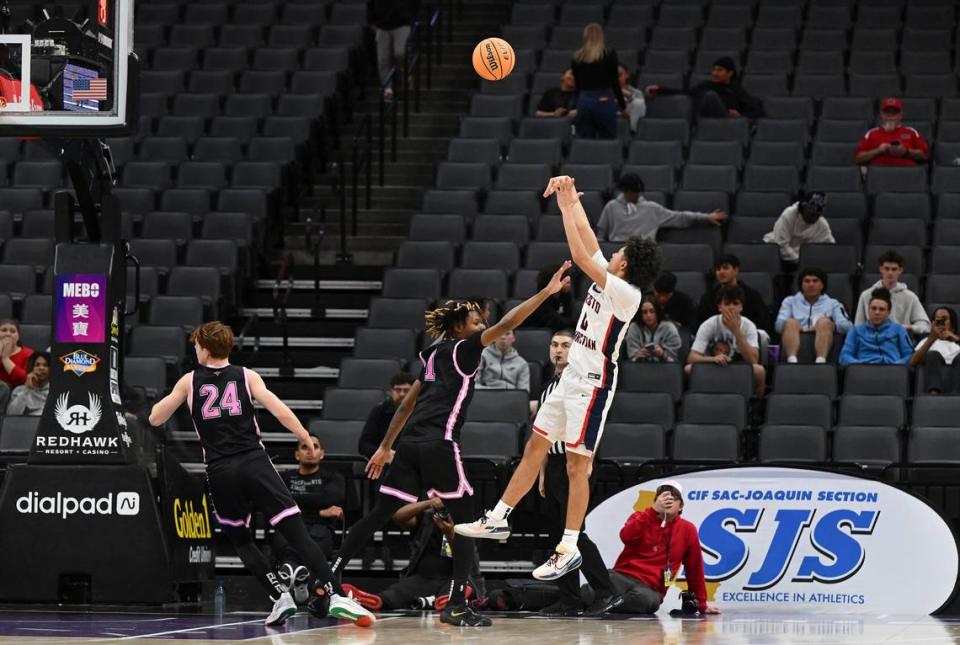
xmin=456 ymin=177 xmax=661 ymax=590
xmin=149 ymin=321 xmax=374 ymax=627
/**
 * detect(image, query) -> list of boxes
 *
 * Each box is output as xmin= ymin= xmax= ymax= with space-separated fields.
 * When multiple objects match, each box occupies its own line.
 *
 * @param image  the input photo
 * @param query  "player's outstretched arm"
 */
xmin=366 ymin=379 xmax=421 ymax=479
xmin=148 ymin=374 xmax=190 ymax=427
xmin=544 ymin=176 xmax=608 ymax=289
xmin=246 ymin=369 xmax=311 ymax=445
xmin=479 ymin=261 xmax=572 ymax=347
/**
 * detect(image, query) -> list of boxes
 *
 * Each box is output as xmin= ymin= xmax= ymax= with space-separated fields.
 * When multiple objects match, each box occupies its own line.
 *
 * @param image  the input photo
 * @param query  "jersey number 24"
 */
xmin=199 ymin=382 xmax=243 ymax=419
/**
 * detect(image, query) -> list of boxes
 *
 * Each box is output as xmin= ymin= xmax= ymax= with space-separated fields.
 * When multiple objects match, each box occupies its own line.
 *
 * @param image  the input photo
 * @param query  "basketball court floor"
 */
xmin=0 ymin=610 xmax=958 ymax=644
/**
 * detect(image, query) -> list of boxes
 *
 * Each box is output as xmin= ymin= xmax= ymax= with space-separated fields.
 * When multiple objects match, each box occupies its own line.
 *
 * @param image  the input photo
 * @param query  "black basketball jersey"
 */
xmin=187 ymin=364 xmax=263 ymax=463
xmin=402 ymin=333 xmax=484 ymax=444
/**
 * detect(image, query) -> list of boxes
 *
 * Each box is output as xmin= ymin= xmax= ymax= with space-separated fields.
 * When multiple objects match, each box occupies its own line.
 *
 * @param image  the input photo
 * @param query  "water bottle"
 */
xmin=214 ymin=580 xmax=226 ymax=621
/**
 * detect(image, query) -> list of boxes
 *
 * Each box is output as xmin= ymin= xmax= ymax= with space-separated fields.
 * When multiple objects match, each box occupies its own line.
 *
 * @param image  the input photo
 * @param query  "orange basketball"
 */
xmin=472 ymin=37 xmax=516 ymax=81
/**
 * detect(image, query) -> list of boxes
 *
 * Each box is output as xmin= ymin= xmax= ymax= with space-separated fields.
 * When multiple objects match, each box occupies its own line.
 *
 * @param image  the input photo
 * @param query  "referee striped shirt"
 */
xmin=539 ymin=373 xmax=565 ymax=455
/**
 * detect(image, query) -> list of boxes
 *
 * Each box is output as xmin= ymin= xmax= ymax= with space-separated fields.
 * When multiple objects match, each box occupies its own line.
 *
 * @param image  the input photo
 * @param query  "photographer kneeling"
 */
xmin=604 ymin=480 xmax=719 ymax=615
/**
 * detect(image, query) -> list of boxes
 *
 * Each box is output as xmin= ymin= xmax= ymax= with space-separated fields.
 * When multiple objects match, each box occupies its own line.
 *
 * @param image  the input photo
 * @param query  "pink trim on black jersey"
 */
xmin=444 ymin=349 xmax=473 ymax=441
xmin=269 ymin=506 xmax=301 ymax=526
xmin=426 ymin=441 xmax=474 ymax=500
xmin=186 ymin=372 xmax=209 ymax=463
xmin=215 ymin=511 xmax=251 ymax=528
xmin=380 ymin=485 xmax=418 ymax=503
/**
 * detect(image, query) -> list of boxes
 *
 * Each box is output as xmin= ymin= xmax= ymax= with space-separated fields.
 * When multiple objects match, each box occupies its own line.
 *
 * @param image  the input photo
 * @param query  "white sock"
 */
xmin=490 ymin=501 xmax=513 ymax=521
xmin=559 ymin=529 xmax=579 ymax=552
xmin=815 ymin=356 xmax=826 ymax=364
xmin=786 ymin=355 xmax=798 ymax=364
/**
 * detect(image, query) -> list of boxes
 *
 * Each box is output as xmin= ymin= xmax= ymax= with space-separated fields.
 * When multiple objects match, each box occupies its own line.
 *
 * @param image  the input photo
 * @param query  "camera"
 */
xmin=936 ymin=317 xmax=947 ymax=326
xmin=434 ymin=508 xmax=451 ymax=522
xmin=669 ymin=591 xmax=700 ymax=617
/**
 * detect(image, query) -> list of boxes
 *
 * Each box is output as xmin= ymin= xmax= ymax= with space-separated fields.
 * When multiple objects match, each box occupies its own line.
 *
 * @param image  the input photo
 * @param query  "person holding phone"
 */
xmin=626 ymin=300 xmax=681 ymax=363
xmin=911 ymin=307 xmax=960 ymax=394
xmin=854 ymin=98 xmax=929 ymax=167
xmin=603 ymin=480 xmax=719 ymax=615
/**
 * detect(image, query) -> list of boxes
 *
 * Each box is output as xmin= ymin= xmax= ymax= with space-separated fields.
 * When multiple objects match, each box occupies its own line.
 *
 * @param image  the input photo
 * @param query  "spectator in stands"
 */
xmin=696 ymin=255 xmax=772 ymax=335
xmin=625 ymin=300 xmax=681 ymax=363
xmin=854 ymin=98 xmax=929 ymax=167
xmin=617 ymin=65 xmax=646 ymax=133
xmin=0 ymin=319 xmax=33 ymax=412
xmin=910 ymin=307 xmax=960 ymax=394
xmin=358 ymin=372 xmax=415 ymax=459
xmin=369 ymin=0 xmax=420 ymax=101
xmin=523 ymin=264 xmax=575 ymax=331
xmin=341 ymin=498 xmax=481 ymax=611
xmin=839 ymin=288 xmax=914 ymax=367
xmin=687 ymin=285 xmax=765 ymax=396
xmin=645 ymin=56 xmax=762 ymax=119
xmin=597 ymin=173 xmax=727 ymax=243
xmin=763 ymin=192 xmax=834 ymax=265
xmin=854 ymin=250 xmax=930 ymax=335
xmin=275 ymin=434 xmax=345 ymax=601
xmin=6 ymin=351 xmax=50 ymax=416
xmin=649 ymin=272 xmax=696 ymax=330
xmin=534 ymin=69 xmax=578 ymax=118
xmin=476 ymin=330 xmax=530 ymax=392
xmin=570 ymin=23 xmax=626 ymax=139
xmin=598 ymin=480 xmax=716 ymax=614
xmin=775 ymin=269 xmax=851 ymax=365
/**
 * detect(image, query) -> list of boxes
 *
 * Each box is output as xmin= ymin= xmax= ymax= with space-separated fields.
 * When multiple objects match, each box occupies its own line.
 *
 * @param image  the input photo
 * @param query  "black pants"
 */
xmin=207 ymin=452 xmax=342 ymax=599
xmin=274 ymin=522 xmax=335 ymax=564
xmin=543 ymin=454 xmax=615 ymax=606
xmin=380 ymin=574 xmax=449 ymax=610
xmin=697 ymin=90 xmax=729 ymax=118
xmin=923 ymin=351 xmax=960 ymax=393
xmin=333 ymin=439 xmax=477 ymax=607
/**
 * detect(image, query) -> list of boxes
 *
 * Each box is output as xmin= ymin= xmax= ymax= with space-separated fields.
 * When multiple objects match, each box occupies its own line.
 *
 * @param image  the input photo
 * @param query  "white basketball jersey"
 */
xmin=567 ymin=251 xmax=643 ymax=388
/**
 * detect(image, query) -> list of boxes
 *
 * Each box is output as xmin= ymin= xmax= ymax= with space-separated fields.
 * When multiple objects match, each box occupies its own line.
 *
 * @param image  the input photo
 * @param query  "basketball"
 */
xmin=472 ymin=37 xmax=515 ymax=81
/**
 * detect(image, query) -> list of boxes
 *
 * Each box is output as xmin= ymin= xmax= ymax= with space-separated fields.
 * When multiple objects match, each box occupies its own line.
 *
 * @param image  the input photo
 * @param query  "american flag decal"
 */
xmin=73 ymin=77 xmax=107 ymax=100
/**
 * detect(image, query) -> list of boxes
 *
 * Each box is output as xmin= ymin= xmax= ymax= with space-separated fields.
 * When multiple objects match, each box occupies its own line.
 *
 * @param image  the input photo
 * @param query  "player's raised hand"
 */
xmin=365 ymin=445 xmax=395 ymax=479
xmin=544 ymin=260 xmax=572 ymax=295
xmin=543 ymin=176 xmax=583 ymax=208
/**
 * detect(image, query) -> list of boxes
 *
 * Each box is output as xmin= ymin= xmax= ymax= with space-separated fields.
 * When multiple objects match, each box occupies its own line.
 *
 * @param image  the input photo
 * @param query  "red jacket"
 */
xmin=613 ymin=507 xmax=708 ymax=610
xmin=0 ymin=347 xmax=33 ymax=388
xmin=854 ymin=125 xmax=929 ymax=166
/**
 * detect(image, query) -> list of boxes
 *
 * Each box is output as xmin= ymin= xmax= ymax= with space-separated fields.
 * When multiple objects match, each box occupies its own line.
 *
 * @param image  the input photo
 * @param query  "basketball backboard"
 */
xmin=0 ymin=0 xmax=136 ymax=137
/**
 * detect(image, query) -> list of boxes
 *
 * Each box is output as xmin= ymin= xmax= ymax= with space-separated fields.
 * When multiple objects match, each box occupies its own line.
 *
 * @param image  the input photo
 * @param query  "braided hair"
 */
xmin=424 ymin=300 xmax=483 ymax=339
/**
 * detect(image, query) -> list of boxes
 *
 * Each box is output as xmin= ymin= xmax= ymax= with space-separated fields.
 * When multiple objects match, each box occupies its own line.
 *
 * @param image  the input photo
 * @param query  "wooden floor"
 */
xmin=0 ymin=610 xmax=958 ymax=644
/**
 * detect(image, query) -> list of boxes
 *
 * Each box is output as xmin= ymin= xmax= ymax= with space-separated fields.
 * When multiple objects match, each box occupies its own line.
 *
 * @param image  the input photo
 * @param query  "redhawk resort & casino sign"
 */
xmin=586 ymin=466 xmax=959 ymax=614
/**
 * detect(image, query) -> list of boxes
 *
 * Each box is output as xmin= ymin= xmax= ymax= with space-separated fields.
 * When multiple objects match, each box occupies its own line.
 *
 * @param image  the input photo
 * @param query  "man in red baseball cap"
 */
xmin=854 ymin=98 xmax=929 ymax=167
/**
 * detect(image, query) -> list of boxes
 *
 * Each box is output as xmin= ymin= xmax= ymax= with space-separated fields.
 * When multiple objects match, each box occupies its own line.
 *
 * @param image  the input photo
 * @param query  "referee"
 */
xmin=535 ymin=329 xmax=622 ymax=616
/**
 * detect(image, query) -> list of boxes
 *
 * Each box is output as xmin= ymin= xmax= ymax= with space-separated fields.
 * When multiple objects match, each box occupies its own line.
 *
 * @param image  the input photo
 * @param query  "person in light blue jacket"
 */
xmin=776 ymin=268 xmax=852 ymax=364
xmin=838 ymin=288 xmax=915 ymax=366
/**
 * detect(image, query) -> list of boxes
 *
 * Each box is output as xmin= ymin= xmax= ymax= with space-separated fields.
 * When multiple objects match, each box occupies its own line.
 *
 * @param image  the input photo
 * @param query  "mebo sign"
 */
xmin=586 ymin=467 xmax=959 ymax=614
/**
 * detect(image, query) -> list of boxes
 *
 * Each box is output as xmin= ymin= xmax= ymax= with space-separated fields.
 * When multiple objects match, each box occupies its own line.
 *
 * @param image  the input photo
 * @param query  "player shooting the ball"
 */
xmin=457 ymin=177 xmax=662 ymax=596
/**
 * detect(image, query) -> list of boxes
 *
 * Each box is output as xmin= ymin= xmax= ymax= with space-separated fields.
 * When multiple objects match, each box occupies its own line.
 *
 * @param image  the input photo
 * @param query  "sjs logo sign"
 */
xmin=587 ymin=467 xmax=959 ymax=615
xmin=700 ymin=507 xmax=879 ymax=588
